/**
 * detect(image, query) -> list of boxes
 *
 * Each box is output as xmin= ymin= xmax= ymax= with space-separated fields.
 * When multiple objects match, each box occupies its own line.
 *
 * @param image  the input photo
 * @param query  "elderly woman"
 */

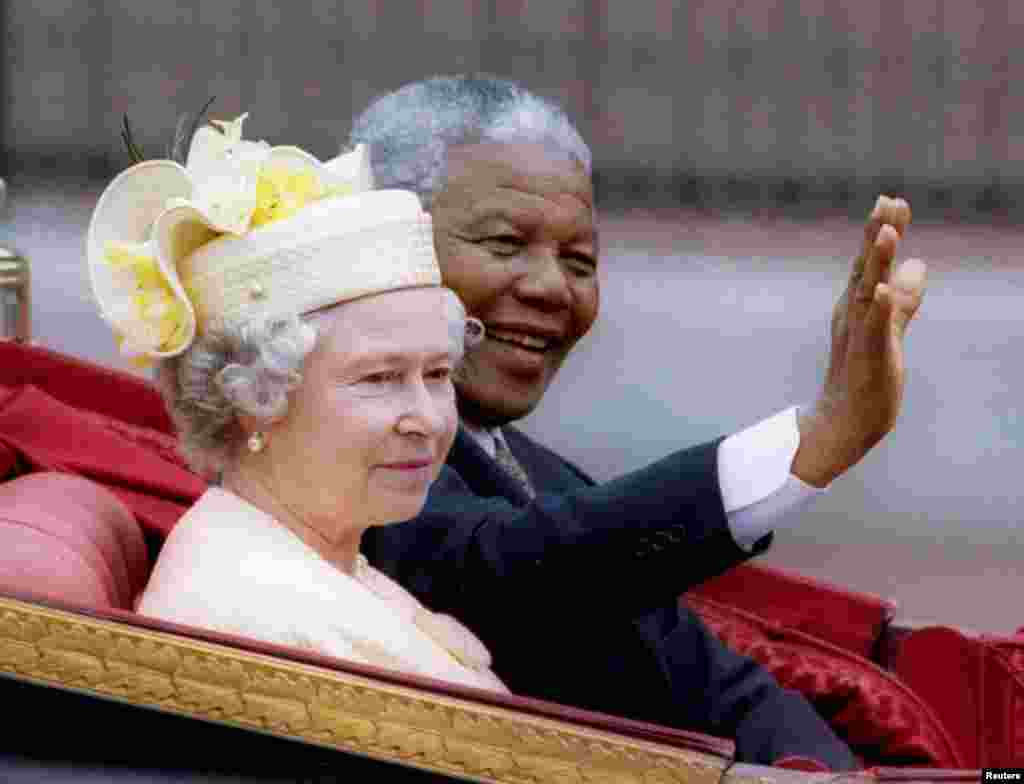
xmin=86 ymin=112 xmax=504 ymax=692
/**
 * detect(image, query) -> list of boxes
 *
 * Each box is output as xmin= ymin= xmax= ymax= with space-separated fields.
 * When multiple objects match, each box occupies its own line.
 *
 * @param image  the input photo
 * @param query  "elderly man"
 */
xmin=359 ymin=75 xmax=925 ymax=769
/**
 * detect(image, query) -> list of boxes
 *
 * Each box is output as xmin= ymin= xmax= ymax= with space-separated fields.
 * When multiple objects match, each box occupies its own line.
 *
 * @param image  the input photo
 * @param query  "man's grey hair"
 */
xmin=349 ymin=75 xmax=592 ymax=207
xmin=156 ymin=288 xmax=469 ymax=476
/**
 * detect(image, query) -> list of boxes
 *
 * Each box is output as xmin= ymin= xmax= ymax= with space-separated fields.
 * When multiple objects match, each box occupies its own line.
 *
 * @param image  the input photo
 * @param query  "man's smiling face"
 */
xmin=429 ymin=141 xmax=599 ymax=427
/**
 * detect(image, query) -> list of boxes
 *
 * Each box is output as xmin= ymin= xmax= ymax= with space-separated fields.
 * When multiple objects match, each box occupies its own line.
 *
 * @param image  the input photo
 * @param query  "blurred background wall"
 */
xmin=3 ymin=0 xmax=1022 ymax=214
xmin=0 ymin=1 xmax=1021 ymax=633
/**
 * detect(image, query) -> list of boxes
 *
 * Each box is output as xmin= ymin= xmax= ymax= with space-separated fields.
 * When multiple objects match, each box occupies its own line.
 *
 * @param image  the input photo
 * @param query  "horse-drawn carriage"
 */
xmin=0 ymin=334 xmax=1020 ymax=782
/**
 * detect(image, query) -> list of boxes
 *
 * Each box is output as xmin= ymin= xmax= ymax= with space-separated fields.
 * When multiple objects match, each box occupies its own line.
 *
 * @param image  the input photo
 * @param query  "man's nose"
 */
xmin=514 ymin=248 xmax=573 ymax=310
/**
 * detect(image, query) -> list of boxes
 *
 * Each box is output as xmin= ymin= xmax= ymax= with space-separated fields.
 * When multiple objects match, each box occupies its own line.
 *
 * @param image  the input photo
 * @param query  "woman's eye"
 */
xmin=426 ymin=367 xmax=452 ymax=382
xmin=362 ymin=371 xmax=400 ymax=385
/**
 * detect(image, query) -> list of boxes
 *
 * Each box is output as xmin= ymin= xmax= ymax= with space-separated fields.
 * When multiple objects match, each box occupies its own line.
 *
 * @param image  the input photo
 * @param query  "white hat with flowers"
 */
xmin=86 ymin=101 xmax=440 ymax=365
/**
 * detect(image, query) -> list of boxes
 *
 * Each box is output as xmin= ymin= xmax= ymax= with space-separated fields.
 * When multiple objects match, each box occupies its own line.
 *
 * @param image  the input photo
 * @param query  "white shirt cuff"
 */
xmin=717 ymin=406 xmax=828 ymax=551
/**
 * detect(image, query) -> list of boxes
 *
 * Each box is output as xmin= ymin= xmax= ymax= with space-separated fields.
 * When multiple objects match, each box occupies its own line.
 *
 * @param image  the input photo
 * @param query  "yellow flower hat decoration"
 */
xmin=86 ymin=114 xmax=375 ymax=363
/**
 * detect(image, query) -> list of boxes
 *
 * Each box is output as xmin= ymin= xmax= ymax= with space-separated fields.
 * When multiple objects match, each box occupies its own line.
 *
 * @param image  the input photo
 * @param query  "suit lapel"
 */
xmin=447 ymin=426 xmax=534 ymax=506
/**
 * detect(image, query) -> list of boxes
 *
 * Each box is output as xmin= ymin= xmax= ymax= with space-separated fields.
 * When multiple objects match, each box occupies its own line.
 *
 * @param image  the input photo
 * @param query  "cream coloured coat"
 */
xmin=137 ymin=488 xmax=507 ymax=693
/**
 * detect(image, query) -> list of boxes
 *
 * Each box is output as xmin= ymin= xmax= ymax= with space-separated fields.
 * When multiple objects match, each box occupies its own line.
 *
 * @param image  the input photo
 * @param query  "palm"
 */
xmin=795 ymin=196 xmax=926 ymax=486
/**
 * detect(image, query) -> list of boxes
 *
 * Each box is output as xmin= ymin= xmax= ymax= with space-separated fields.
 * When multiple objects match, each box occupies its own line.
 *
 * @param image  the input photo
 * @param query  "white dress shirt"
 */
xmin=463 ymin=406 xmax=825 ymax=552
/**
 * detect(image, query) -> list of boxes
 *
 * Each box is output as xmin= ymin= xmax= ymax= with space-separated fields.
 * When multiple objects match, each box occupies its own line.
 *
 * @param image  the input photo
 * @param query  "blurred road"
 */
xmin=2 ymin=182 xmax=1021 ymax=633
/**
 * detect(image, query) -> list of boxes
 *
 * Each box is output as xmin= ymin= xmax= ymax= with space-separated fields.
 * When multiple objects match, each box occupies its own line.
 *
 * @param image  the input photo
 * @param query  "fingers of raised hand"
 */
xmin=884 ymin=257 xmax=927 ymax=333
xmin=874 ymin=195 xmax=912 ymax=237
xmin=863 ymin=257 xmax=927 ymax=343
xmin=854 ymin=224 xmax=900 ymax=304
xmin=853 ymin=195 xmax=912 ymax=281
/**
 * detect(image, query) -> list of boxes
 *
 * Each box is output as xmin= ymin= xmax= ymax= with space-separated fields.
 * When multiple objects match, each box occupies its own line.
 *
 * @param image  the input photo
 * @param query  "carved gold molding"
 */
xmin=0 ymin=594 xmax=769 ymax=784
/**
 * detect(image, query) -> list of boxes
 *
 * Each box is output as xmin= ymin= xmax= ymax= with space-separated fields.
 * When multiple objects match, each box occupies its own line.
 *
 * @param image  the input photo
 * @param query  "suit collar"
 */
xmin=460 ymin=419 xmax=498 ymax=459
xmin=448 ymin=425 xmax=533 ymax=506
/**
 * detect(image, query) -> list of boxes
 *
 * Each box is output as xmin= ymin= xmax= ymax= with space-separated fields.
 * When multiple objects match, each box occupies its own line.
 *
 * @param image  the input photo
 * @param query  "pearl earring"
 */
xmin=247 ymin=431 xmax=266 ymax=453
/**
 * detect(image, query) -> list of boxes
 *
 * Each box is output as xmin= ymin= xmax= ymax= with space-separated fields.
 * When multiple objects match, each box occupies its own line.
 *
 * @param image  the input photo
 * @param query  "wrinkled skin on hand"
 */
xmin=792 ymin=195 xmax=928 ymax=487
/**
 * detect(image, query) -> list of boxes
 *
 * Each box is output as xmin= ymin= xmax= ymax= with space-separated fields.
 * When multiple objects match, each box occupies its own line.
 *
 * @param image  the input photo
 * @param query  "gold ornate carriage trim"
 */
xmin=0 ymin=594 xmax=787 ymax=784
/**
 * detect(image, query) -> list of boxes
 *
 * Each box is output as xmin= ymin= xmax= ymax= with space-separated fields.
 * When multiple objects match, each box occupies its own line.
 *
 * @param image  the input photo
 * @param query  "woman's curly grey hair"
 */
xmin=349 ymin=74 xmax=592 ymax=207
xmin=156 ymin=288 xmax=474 ymax=476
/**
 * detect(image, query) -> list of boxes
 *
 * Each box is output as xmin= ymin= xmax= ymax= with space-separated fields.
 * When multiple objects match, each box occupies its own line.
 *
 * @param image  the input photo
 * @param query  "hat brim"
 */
xmin=153 ymin=202 xmax=222 ymax=344
xmin=86 ymin=160 xmax=199 ymax=358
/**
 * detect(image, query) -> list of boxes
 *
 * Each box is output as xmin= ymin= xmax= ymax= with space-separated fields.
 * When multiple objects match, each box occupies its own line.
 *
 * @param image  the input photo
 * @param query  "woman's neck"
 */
xmin=221 ymin=463 xmax=364 ymax=576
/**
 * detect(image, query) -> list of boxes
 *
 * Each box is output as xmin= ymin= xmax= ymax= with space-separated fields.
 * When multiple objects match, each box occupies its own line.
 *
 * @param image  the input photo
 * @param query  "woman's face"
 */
xmin=269 ymin=287 xmax=459 ymax=530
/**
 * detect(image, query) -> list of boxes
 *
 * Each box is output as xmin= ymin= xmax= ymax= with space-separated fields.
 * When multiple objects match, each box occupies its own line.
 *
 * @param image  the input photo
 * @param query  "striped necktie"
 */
xmin=493 ymin=435 xmax=536 ymax=499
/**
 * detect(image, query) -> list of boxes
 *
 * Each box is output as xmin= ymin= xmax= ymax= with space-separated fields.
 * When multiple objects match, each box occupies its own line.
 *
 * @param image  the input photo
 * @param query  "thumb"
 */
xmin=884 ymin=257 xmax=928 ymax=334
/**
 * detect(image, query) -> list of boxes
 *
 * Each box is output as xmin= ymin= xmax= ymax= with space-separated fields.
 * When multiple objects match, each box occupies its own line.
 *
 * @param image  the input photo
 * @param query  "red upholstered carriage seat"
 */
xmin=690 ymin=560 xmax=896 ymax=659
xmin=892 ymin=626 xmax=1024 ymax=768
xmin=0 ymin=342 xmax=207 ymax=539
xmin=0 ymin=342 xmax=201 ymax=609
xmin=687 ymin=593 xmax=968 ymax=769
xmin=0 ymin=472 xmax=150 ymax=610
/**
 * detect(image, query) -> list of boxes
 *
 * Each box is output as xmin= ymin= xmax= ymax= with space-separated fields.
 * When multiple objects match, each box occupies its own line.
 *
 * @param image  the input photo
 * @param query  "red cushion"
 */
xmin=687 ymin=594 xmax=967 ymax=769
xmin=0 ymin=385 xmax=16 ymax=479
xmin=893 ymin=627 xmax=1024 ymax=767
xmin=0 ymin=341 xmax=174 ymax=433
xmin=983 ymin=635 xmax=1024 ymax=766
xmin=0 ymin=384 xmax=205 ymax=537
xmin=690 ymin=561 xmax=895 ymax=659
xmin=0 ymin=440 xmax=16 ymax=479
xmin=0 ymin=472 xmax=150 ymax=609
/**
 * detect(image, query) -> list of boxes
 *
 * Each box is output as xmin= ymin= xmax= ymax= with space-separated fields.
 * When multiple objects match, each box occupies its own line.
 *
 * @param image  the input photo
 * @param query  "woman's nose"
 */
xmin=396 ymin=380 xmax=448 ymax=436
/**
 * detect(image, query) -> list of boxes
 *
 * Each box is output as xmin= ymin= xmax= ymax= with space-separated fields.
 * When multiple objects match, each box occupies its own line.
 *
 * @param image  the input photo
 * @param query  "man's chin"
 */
xmin=456 ymin=389 xmax=542 ymax=429
xmin=455 ymin=353 xmax=557 ymax=427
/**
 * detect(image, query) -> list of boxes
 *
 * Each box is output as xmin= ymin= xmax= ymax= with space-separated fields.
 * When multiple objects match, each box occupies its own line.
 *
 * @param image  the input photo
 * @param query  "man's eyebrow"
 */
xmin=462 ymin=209 xmax=595 ymax=243
xmin=462 ymin=208 xmax=526 ymax=230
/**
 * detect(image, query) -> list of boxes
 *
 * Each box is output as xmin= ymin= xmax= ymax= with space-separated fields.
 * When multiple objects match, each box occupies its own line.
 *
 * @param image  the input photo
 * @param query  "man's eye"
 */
xmin=563 ymin=252 xmax=597 ymax=276
xmin=481 ymin=236 xmax=524 ymax=256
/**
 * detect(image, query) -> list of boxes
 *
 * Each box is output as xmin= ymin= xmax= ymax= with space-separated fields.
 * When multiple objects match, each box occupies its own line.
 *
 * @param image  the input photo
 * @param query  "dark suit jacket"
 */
xmin=364 ymin=426 xmax=857 ymax=770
